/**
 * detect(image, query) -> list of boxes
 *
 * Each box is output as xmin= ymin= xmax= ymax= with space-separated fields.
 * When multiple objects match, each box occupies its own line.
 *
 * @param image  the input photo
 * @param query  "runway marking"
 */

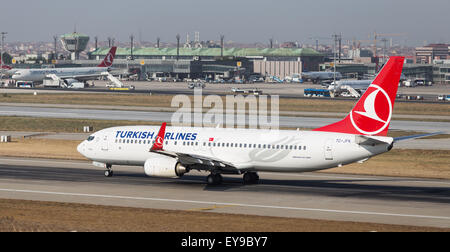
xmin=1 ymin=188 xmax=449 ymax=222
xmin=187 ymin=205 xmax=234 ymax=212
xmin=1 ymin=157 xmax=450 ymax=186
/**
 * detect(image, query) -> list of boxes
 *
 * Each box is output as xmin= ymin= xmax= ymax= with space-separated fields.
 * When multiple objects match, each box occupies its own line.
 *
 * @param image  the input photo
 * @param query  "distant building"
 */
xmin=415 ymin=44 xmax=449 ymax=64
xmin=89 ymin=47 xmax=324 ymax=79
xmin=60 ymin=32 xmax=90 ymax=60
xmin=347 ymin=49 xmax=373 ymax=64
xmin=432 ymin=59 xmax=450 ymax=84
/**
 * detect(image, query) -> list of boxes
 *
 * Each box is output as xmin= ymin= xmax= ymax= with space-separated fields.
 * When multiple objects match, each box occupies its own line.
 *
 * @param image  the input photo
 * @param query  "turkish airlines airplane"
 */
xmin=11 ymin=47 xmax=117 ymax=83
xmin=77 ymin=56 xmax=438 ymax=185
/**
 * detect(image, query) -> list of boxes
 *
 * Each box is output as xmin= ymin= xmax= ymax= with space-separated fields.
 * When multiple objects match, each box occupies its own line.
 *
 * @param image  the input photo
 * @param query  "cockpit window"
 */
xmin=87 ymin=136 xmax=95 ymax=141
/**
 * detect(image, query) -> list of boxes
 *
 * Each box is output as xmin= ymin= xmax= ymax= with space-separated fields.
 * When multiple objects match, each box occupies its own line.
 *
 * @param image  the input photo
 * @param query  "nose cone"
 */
xmin=77 ymin=141 xmax=86 ymax=156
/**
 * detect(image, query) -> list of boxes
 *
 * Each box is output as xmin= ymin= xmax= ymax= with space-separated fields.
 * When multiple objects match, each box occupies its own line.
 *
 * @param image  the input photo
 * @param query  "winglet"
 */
xmin=150 ymin=122 xmax=167 ymax=151
xmin=97 ymin=46 xmax=117 ymax=68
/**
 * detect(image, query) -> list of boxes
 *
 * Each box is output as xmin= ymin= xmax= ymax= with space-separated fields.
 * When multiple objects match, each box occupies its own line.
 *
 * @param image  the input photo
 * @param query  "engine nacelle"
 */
xmin=144 ymin=154 xmax=187 ymax=178
xmin=64 ymin=79 xmax=79 ymax=85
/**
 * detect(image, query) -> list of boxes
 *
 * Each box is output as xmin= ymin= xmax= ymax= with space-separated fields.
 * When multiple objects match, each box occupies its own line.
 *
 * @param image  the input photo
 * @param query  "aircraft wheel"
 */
xmin=243 ymin=172 xmax=259 ymax=184
xmin=207 ymin=173 xmax=223 ymax=185
xmin=104 ymin=170 xmax=114 ymax=177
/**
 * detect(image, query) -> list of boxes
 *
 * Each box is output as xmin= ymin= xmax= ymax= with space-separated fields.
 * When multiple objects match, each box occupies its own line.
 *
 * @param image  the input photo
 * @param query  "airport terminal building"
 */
xmin=88 ymin=47 xmax=324 ymax=80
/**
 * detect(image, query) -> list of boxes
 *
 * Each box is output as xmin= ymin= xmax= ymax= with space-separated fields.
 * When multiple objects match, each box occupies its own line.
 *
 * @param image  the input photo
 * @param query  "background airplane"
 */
xmin=301 ymin=71 xmax=342 ymax=84
xmin=12 ymin=47 xmax=117 ymax=84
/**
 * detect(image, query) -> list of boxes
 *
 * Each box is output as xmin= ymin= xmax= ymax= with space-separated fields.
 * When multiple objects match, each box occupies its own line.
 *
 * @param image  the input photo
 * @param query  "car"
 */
xmin=437 ymin=94 xmax=450 ymax=101
xmin=231 ymin=87 xmax=247 ymax=94
xmin=188 ymin=82 xmax=205 ymax=89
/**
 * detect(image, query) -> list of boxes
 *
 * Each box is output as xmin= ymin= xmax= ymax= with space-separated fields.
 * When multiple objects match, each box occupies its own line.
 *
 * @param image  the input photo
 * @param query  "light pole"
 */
xmin=176 ymin=34 xmax=180 ymax=61
xmin=1 ymin=32 xmax=7 ymax=79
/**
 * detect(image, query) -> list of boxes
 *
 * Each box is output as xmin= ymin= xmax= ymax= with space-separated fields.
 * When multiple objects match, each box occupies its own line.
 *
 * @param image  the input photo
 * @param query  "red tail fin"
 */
xmin=313 ymin=56 xmax=404 ymax=136
xmin=0 ymin=57 xmax=12 ymax=70
xmin=97 ymin=46 xmax=117 ymax=67
xmin=151 ymin=122 xmax=167 ymax=151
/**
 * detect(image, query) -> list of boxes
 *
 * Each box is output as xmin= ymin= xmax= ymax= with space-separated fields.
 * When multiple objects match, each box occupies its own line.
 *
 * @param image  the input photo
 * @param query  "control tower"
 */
xmin=60 ymin=32 xmax=90 ymax=60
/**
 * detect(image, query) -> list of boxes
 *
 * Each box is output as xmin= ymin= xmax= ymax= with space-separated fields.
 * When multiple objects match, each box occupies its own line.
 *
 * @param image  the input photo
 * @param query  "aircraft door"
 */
xmin=101 ymin=135 xmax=109 ymax=151
xmin=324 ymin=139 xmax=333 ymax=160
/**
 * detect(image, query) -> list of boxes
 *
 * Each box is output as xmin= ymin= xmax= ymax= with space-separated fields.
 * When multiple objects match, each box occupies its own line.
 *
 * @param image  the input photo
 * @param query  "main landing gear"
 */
xmin=206 ymin=173 xmax=223 ymax=185
xmin=104 ymin=164 xmax=113 ymax=177
xmin=243 ymin=172 xmax=259 ymax=184
xmin=206 ymin=172 xmax=260 ymax=185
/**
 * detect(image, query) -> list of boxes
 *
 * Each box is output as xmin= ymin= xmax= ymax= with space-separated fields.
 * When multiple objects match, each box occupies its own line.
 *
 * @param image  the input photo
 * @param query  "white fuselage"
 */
xmin=77 ymin=126 xmax=393 ymax=173
xmin=12 ymin=67 xmax=108 ymax=82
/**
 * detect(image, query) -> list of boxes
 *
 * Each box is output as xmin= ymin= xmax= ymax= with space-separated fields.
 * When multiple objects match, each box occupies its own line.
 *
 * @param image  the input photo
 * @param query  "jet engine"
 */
xmin=63 ymin=79 xmax=79 ymax=85
xmin=144 ymin=154 xmax=188 ymax=178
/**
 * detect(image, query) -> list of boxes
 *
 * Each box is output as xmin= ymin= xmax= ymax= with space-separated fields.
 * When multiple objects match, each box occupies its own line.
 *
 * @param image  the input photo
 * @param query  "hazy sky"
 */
xmin=1 ymin=0 xmax=449 ymax=46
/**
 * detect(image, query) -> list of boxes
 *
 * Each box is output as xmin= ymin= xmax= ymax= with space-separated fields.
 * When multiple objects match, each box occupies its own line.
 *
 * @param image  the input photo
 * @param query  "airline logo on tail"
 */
xmin=313 ymin=56 xmax=404 ymax=136
xmin=97 ymin=47 xmax=117 ymax=68
xmin=350 ymin=84 xmax=392 ymax=135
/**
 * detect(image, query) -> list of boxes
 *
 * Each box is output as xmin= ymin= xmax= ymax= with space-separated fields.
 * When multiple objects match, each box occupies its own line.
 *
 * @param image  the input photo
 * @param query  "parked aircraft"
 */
xmin=12 ymin=47 xmax=117 ymax=83
xmin=302 ymin=71 xmax=342 ymax=83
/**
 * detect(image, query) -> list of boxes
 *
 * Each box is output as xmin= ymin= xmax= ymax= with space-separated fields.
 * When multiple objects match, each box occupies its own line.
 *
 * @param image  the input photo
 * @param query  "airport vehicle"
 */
xmin=304 ymin=88 xmax=331 ymax=97
xmin=16 ymin=81 xmax=34 ymax=88
xmin=77 ymin=57 xmax=438 ymax=185
xmin=327 ymin=79 xmax=372 ymax=98
xmin=437 ymin=94 xmax=450 ymax=101
xmin=12 ymin=47 xmax=117 ymax=84
xmin=302 ymin=71 xmax=342 ymax=84
xmin=188 ymin=82 xmax=206 ymax=89
xmin=231 ymin=87 xmax=263 ymax=95
xmin=285 ymin=73 xmax=304 ymax=83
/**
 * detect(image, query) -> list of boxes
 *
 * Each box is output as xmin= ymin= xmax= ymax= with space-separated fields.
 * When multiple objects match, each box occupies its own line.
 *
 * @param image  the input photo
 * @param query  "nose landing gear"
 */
xmin=104 ymin=164 xmax=113 ymax=177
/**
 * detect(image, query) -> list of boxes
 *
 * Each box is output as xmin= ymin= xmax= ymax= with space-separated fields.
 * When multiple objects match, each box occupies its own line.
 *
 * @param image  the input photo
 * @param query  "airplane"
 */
xmin=327 ymin=73 xmax=407 ymax=98
xmin=12 ymin=47 xmax=117 ymax=84
xmin=77 ymin=56 xmax=439 ymax=185
xmin=301 ymin=71 xmax=342 ymax=84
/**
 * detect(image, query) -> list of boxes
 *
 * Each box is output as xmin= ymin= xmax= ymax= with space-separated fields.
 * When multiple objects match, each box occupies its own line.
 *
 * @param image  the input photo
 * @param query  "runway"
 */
xmin=0 ymin=105 xmax=449 ymax=133
xmin=0 ymin=157 xmax=449 ymax=228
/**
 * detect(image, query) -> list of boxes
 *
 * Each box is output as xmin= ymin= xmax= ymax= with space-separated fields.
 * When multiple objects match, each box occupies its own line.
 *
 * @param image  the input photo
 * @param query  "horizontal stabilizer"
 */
xmin=393 ymin=132 xmax=444 ymax=142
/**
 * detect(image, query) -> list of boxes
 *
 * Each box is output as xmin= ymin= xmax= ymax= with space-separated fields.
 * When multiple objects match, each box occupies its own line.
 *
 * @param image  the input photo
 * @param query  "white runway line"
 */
xmin=1 ymin=188 xmax=449 ymax=221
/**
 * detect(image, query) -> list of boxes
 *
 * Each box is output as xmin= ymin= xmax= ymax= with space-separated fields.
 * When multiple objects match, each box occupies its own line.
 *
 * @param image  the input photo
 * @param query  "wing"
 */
xmin=149 ymin=123 xmax=242 ymax=175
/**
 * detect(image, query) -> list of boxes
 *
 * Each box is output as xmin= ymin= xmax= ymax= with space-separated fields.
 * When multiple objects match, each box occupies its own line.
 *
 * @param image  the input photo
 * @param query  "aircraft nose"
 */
xmin=77 ymin=141 xmax=86 ymax=156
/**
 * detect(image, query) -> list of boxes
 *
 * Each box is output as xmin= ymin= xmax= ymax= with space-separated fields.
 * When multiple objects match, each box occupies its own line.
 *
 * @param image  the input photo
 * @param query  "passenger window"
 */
xmin=87 ymin=136 xmax=95 ymax=141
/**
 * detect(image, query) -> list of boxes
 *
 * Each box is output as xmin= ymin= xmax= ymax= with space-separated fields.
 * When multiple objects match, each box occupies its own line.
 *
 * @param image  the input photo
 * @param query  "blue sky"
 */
xmin=2 ymin=0 xmax=449 ymax=46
